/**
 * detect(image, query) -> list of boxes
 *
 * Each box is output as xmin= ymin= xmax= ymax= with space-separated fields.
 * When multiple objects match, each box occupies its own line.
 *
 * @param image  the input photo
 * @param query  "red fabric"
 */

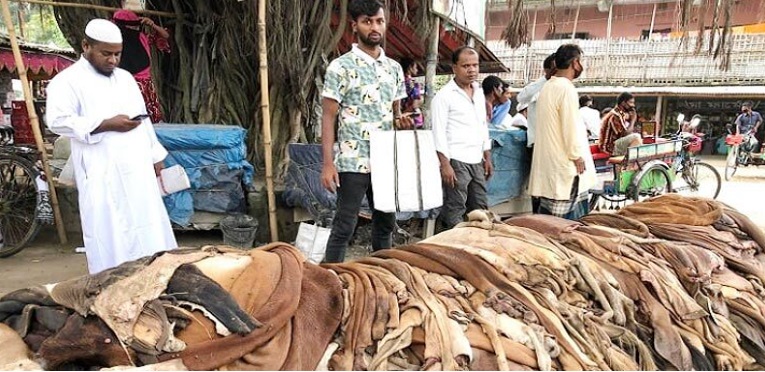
xmin=589 ymin=144 xmax=611 ymax=160
xmin=0 ymin=48 xmax=74 ymax=77
xmin=136 ymin=76 xmax=163 ymax=123
xmin=113 ymin=10 xmax=171 ymax=80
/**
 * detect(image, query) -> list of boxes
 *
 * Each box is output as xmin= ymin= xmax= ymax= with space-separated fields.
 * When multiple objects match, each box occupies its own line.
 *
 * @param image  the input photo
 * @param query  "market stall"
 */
xmin=0 ymin=34 xmax=75 ymax=144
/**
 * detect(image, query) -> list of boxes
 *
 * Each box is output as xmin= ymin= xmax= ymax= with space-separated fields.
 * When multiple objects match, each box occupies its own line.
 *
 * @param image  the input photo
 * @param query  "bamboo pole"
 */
xmin=16 ymin=4 xmax=24 ymax=39
xmin=571 ymin=4 xmax=580 ymax=39
xmin=655 ymin=96 xmax=664 ymax=134
xmin=0 ymin=0 xmax=67 ymax=245
xmin=528 ymin=10 xmax=537 ymax=82
xmin=8 ymin=0 xmax=177 ymax=17
xmin=641 ymin=3 xmax=657 ymax=80
xmin=423 ymin=16 xmax=439 ymax=130
xmin=605 ymin=2 xmax=613 ymax=82
xmin=257 ymin=0 xmax=278 ymax=242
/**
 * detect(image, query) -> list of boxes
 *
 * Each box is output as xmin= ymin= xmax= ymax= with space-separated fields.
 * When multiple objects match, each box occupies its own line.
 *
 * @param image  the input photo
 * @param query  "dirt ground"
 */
xmin=1 ymin=155 xmax=763 ymax=296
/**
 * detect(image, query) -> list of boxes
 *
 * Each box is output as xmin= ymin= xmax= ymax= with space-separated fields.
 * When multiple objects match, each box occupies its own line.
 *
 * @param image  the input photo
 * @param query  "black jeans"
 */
xmin=439 ymin=159 xmax=488 ymax=230
xmin=324 ymin=172 xmax=396 ymax=263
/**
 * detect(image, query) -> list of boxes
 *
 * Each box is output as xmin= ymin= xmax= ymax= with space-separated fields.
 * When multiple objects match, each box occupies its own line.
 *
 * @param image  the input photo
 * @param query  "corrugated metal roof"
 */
xmin=332 ymin=1 xmax=506 ymax=74
xmin=507 ymin=85 xmax=765 ymax=97
xmin=488 ymin=0 xmax=675 ymax=10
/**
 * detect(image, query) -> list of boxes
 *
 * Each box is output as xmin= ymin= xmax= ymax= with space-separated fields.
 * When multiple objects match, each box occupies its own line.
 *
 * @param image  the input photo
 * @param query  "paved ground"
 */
xmin=1 ymin=155 xmax=763 ymax=296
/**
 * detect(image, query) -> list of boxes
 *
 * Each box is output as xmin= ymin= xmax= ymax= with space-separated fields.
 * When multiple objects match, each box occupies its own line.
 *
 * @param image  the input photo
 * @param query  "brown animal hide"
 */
xmin=37 ymin=313 xmax=133 ymax=370
xmin=163 ymin=244 xmax=342 ymax=371
xmin=617 ymin=193 xmax=722 ymax=226
xmin=0 ymin=323 xmax=42 ymax=370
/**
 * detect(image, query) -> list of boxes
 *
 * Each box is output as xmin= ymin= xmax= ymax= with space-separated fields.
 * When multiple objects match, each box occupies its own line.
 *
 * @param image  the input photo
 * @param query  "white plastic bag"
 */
xmin=58 ymin=156 xmax=76 ymax=188
xmin=295 ymin=222 xmax=331 ymax=264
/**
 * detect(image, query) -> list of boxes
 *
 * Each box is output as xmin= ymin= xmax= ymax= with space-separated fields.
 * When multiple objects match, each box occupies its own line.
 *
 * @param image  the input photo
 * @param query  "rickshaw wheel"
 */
xmin=632 ymin=165 xmax=672 ymax=202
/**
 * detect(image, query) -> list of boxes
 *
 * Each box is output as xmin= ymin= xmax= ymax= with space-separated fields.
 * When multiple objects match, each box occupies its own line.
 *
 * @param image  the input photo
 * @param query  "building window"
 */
xmin=546 ymin=32 xmax=591 ymax=40
xmin=641 ymin=27 xmax=672 ymax=40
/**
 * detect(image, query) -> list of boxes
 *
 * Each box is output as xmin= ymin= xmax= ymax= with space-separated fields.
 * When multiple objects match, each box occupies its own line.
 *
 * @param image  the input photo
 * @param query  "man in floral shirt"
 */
xmin=320 ymin=0 xmax=412 ymax=262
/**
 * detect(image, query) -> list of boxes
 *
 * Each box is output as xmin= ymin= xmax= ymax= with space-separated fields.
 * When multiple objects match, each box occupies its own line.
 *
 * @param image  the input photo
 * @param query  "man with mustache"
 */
xmin=432 ymin=46 xmax=493 ymax=230
xmin=529 ymin=44 xmax=595 ymax=220
xmin=599 ymin=92 xmax=642 ymax=156
xmin=320 ymin=0 xmax=412 ymax=262
xmin=45 ymin=19 xmax=176 ymax=274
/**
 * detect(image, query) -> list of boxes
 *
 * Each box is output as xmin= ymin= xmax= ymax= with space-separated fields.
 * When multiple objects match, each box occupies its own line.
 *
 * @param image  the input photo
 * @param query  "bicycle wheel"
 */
xmin=0 ymin=153 xmax=41 ymax=258
xmin=724 ymin=145 xmax=738 ymax=181
xmin=632 ymin=164 xmax=672 ymax=202
xmin=676 ymin=162 xmax=721 ymax=199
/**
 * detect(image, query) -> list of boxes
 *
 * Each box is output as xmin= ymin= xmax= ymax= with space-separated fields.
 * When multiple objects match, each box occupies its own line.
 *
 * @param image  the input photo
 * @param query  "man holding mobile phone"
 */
xmin=45 ymin=19 xmax=176 ymax=274
xmin=599 ymin=92 xmax=642 ymax=156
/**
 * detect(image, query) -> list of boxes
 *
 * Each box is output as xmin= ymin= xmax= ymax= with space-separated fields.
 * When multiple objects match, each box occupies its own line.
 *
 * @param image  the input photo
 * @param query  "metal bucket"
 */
xmin=220 ymin=214 xmax=258 ymax=249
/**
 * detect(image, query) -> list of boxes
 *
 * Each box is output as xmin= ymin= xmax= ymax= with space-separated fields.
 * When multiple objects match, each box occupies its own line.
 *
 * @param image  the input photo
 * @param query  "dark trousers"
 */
xmin=324 ymin=173 xmax=396 ymax=263
xmin=439 ymin=159 xmax=488 ymax=230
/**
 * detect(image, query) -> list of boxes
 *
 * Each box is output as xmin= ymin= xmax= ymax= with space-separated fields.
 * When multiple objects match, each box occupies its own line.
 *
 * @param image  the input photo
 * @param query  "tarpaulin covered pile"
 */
xmin=154 ymin=124 xmax=255 ymax=226
xmin=486 ymin=129 xmax=529 ymax=206
xmin=2 ymin=194 xmax=765 ymax=371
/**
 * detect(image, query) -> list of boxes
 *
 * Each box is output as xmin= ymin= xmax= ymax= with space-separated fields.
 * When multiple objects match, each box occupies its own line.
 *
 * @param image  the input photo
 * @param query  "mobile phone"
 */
xmin=131 ymin=114 xmax=150 ymax=121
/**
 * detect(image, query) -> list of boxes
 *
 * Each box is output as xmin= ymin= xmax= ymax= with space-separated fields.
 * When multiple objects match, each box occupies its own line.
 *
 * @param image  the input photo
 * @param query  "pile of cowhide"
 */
xmin=1 ymin=194 xmax=765 ymax=371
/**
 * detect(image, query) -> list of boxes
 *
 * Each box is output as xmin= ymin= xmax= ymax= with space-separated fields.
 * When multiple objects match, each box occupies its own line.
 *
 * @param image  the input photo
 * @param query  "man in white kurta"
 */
xmin=46 ymin=19 xmax=176 ymax=274
xmin=528 ymin=44 xmax=595 ymax=220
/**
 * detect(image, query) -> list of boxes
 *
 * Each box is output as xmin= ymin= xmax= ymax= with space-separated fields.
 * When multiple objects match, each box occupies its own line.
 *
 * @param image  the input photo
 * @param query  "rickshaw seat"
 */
xmin=607 ymin=156 xmax=625 ymax=165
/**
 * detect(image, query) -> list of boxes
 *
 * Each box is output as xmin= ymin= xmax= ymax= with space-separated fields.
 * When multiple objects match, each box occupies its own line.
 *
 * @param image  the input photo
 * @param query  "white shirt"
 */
xmin=580 ymin=106 xmax=602 ymax=139
xmin=504 ymin=113 xmax=527 ymax=130
xmin=431 ymin=79 xmax=491 ymax=164
xmin=517 ymin=76 xmax=547 ymax=147
xmin=46 ymin=57 xmax=177 ymax=274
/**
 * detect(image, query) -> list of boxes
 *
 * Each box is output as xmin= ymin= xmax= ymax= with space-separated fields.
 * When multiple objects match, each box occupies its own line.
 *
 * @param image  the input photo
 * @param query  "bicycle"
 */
xmin=668 ymin=131 xmax=721 ymax=199
xmin=724 ymin=133 xmax=764 ymax=181
xmin=0 ymin=143 xmax=47 ymax=258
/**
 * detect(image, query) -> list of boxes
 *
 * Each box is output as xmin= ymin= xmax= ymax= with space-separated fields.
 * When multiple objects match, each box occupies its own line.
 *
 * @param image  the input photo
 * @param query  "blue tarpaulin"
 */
xmin=283 ymin=144 xmax=337 ymax=219
xmin=486 ymin=129 xmax=529 ymax=207
xmin=155 ymin=124 xmax=255 ymax=226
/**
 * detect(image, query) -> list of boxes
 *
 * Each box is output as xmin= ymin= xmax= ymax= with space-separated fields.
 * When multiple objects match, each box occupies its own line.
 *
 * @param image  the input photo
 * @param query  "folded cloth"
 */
xmin=370 ymin=130 xmax=442 ymax=213
xmin=157 ymin=164 xmax=191 ymax=196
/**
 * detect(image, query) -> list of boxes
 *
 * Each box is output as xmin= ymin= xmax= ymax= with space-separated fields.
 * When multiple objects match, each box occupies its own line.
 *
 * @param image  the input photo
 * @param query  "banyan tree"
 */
xmin=47 ymin=0 xmax=740 ymax=172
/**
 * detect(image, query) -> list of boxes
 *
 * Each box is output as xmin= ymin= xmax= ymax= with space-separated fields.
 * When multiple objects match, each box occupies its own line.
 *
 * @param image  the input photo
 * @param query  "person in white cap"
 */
xmin=45 ymin=18 xmax=176 ymax=274
xmin=503 ymin=102 xmax=528 ymax=131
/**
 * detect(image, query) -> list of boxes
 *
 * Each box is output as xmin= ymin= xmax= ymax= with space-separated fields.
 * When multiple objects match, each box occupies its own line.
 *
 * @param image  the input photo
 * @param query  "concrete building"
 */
xmin=487 ymin=0 xmax=765 ymax=148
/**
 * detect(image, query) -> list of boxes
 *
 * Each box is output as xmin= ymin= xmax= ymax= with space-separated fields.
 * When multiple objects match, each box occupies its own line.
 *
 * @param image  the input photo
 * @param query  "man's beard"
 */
xmin=94 ymin=67 xmax=114 ymax=77
xmin=359 ymin=33 xmax=382 ymax=47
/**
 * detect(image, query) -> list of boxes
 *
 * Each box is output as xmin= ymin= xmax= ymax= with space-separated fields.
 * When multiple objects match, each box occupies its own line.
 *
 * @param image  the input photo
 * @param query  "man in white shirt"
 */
xmin=46 ymin=19 xmax=177 ymax=274
xmin=504 ymin=102 xmax=528 ymax=130
xmin=579 ymin=94 xmax=601 ymax=140
xmin=516 ymin=53 xmax=556 ymax=150
xmin=432 ymin=46 xmax=493 ymax=230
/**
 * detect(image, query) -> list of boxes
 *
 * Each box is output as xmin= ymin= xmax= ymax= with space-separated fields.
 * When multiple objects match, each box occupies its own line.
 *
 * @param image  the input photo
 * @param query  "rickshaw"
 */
xmin=590 ymin=115 xmax=721 ymax=211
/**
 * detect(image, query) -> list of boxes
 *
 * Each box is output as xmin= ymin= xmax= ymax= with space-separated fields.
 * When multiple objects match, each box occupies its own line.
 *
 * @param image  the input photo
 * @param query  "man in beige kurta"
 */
xmin=528 ymin=44 xmax=595 ymax=220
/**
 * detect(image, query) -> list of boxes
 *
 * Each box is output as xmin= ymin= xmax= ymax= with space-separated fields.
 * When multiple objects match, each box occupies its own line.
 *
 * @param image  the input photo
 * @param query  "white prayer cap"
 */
xmin=85 ymin=19 xmax=122 ymax=44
